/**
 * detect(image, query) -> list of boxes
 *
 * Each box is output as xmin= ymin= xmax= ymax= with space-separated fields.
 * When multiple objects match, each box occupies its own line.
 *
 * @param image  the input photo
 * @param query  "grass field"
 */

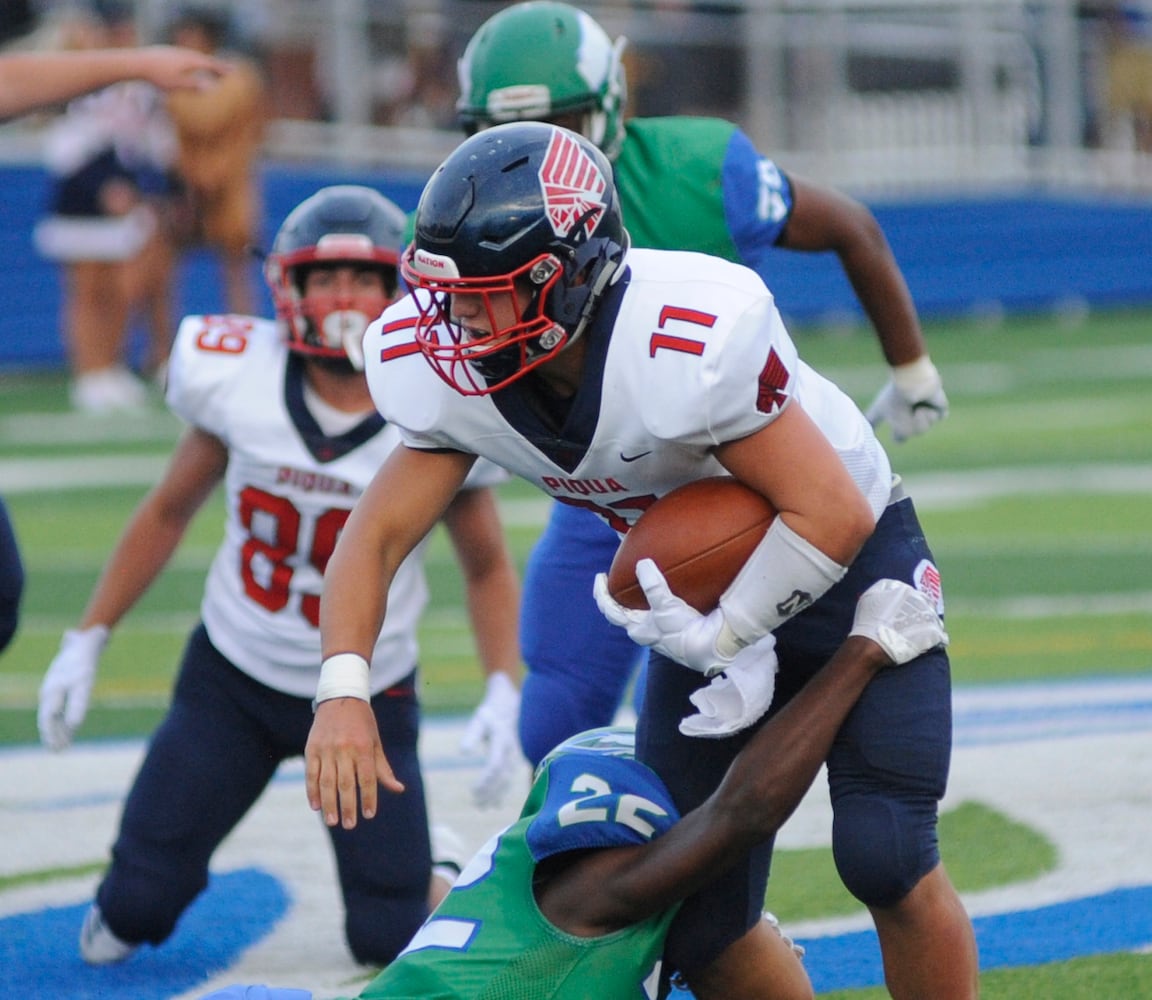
xmin=2 ymin=306 xmax=1151 ymax=996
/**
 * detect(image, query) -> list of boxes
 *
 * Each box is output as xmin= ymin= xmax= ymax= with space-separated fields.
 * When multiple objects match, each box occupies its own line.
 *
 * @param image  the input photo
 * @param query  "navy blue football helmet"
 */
xmin=265 ymin=185 xmax=405 ymax=370
xmin=401 ymin=122 xmax=629 ymax=394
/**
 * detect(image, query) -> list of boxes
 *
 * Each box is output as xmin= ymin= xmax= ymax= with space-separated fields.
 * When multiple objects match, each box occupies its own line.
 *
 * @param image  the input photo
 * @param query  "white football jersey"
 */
xmin=364 ymin=248 xmax=891 ymax=537
xmin=166 ymin=314 xmax=501 ymax=698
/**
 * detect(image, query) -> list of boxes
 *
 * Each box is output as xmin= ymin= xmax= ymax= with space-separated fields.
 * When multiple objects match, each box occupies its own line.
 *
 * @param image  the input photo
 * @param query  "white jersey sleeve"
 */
xmin=166 ymin=314 xmax=431 ymax=698
xmin=613 ymin=250 xmax=892 ymax=519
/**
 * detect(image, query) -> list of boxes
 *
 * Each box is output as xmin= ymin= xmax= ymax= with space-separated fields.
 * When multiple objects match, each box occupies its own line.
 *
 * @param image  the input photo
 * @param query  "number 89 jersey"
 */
xmin=166 ymin=314 xmax=424 ymax=698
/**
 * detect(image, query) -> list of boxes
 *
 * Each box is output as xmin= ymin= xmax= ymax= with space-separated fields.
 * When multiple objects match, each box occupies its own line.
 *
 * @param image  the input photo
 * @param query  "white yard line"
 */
xmin=4 ymin=451 xmax=1151 ymax=504
xmin=0 ymin=454 xmax=169 ymax=493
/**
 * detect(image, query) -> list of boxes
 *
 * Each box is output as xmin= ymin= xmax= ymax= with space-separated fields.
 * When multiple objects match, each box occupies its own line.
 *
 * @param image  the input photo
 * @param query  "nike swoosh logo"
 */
xmin=620 ymin=451 xmax=652 ymax=463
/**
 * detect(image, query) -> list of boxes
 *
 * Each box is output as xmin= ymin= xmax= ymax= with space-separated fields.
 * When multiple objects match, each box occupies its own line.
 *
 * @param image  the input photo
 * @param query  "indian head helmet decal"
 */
xmin=538 ymin=129 xmax=607 ymax=240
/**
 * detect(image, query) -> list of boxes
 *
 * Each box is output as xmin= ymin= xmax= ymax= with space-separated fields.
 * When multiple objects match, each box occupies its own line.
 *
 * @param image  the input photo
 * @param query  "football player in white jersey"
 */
xmin=204 ymin=579 xmax=949 ymax=1000
xmin=36 ymin=186 xmax=524 ymax=968
xmin=306 ymin=127 xmax=978 ymax=999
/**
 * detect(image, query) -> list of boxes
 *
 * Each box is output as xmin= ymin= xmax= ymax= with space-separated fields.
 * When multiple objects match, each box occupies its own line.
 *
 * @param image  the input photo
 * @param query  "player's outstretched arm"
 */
xmin=441 ymin=484 xmax=524 ymax=808
xmin=0 ymin=46 xmax=228 ymax=119
xmin=781 ymin=178 xmax=948 ymax=441
xmin=38 ymin=428 xmax=227 ymax=750
xmin=308 ymin=445 xmax=473 ymax=828
xmin=541 ymin=581 xmax=946 ymax=935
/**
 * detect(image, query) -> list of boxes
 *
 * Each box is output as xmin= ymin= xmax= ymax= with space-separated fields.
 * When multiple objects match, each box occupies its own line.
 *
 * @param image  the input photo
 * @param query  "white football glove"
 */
xmin=594 ymin=559 xmax=739 ymax=677
xmin=849 ymin=579 xmax=948 ymax=664
xmin=679 ymin=633 xmax=779 ymax=739
xmin=38 ymin=625 xmax=109 ymax=751
xmin=865 ymin=356 xmax=949 ymax=443
xmin=459 ymin=672 xmax=523 ymax=809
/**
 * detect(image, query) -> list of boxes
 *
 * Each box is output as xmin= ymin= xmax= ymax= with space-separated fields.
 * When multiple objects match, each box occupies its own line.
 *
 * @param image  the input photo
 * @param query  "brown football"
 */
xmin=606 ymin=477 xmax=777 ymax=612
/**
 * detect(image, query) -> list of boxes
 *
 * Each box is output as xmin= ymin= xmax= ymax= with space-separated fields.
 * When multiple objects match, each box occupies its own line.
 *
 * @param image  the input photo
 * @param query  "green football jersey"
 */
xmin=614 ymin=116 xmax=742 ymax=259
xmin=354 ymin=745 xmax=681 ymax=1000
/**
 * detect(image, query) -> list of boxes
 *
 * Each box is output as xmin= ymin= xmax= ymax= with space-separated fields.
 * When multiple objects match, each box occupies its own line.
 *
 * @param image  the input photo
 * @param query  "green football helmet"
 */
xmin=456 ymin=1 xmax=628 ymax=159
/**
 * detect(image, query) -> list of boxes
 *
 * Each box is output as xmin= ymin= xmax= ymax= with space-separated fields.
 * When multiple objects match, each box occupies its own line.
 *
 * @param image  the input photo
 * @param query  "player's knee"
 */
xmin=0 ymin=557 xmax=24 ymax=654
xmin=0 ymin=605 xmax=18 ymax=654
xmin=519 ymin=673 xmax=616 ymax=766
xmin=832 ymin=796 xmax=938 ymax=909
xmin=518 ymin=677 xmax=576 ymax=769
xmin=97 ymin=868 xmax=204 ymax=944
xmin=344 ymin=898 xmax=425 ymax=966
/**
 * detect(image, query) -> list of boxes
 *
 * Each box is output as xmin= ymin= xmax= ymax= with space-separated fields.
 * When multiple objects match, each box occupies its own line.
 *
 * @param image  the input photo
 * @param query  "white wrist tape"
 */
xmin=314 ymin=653 xmax=371 ymax=709
xmin=890 ymin=355 xmax=941 ymax=399
xmin=719 ymin=517 xmax=848 ymax=646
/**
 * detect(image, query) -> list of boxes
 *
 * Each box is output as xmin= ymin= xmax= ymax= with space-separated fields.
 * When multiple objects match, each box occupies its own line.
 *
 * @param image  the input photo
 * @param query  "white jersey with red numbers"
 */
xmin=166 ymin=314 xmax=503 ymax=698
xmin=364 ymin=248 xmax=891 ymax=536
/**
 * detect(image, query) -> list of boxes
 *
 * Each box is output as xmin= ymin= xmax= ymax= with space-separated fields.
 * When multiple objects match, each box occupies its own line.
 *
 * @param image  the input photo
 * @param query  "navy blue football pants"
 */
xmin=0 ymin=497 xmax=24 ymax=654
xmin=637 ymin=497 xmax=954 ymax=977
xmin=95 ymin=625 xmax=432 ymax=965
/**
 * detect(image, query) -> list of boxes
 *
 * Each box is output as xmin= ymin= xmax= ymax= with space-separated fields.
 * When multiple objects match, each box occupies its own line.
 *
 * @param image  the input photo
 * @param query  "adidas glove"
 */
xmin=849 ymin=579 xmax=948 ymax=664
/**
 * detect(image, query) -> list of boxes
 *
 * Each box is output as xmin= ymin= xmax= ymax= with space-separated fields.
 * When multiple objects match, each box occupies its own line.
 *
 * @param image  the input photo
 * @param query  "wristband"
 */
xmin=890 ymin=355 xmax=941 ymax=399
xmin=719 ymin=517 xmax=848 ymax=646
xmin=313 ymin=653 xmax=371 ymax=711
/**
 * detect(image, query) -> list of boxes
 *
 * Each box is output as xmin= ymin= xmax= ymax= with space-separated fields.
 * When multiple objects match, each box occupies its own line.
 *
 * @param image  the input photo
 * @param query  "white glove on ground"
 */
xmin=849 ymin=579 xmax=948 ymax=664
xmin=593 ymin=559 xmax=739 ymax=676
xmin=38 ymin=625 xmax=109 ymax=751
xmin=459 ymin=671 xmax=522 ymax=809
xmin=679 ymin=633 xmax=779 ymax=739
xmin=865 ymin=356 xmax=949 ymax=443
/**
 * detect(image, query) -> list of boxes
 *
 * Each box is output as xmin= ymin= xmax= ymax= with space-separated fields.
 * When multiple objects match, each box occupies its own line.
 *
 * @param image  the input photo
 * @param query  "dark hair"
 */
xmin=92 ymin=0 xmax=135 ymax=27
xmin=168 ymin=6 xmax=230 ymax=48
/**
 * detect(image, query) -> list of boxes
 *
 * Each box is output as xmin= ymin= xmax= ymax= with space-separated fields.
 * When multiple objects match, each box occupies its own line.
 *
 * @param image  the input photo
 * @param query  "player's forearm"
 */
xmin=463 ymin=560 xmax=522 ymax=681
xmin=442 ymin=484 xmax=523 ymax=682
xmin=78 ymin=498 xmax=192 ymax=631
xmin=719 ymin=404 xmax=875 ymax=566
xmin=715 ymin=636 xmax=889 ymax=837
xmin=318 ymin=536 xmax=392 ymax=662
xmin=0 ymin=53 xmax=126 ymax=117
xmin=835 ymin=221 xmax=926 ymax=368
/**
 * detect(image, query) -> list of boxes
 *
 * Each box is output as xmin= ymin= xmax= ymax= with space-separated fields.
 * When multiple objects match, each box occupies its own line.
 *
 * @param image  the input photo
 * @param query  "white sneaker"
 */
xmin=430 ymin=823 xmax=469 ymax=887
xmin=79 ymin=903 xmax=138 ymax=965
xmin=69 ymin=366 xmax=149 ymax=414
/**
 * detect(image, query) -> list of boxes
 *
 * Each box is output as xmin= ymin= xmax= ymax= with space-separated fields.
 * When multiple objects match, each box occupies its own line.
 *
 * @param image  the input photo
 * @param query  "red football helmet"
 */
xmin=265 ymin=185 xmax=406 ymax=370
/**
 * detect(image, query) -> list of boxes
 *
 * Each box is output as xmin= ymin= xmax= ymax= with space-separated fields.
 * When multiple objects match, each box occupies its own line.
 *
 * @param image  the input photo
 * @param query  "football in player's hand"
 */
xmin=606 ymin=477 xmax=777 ymax=612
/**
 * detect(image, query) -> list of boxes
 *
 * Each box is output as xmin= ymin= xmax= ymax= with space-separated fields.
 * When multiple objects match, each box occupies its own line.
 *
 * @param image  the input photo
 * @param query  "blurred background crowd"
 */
xmin=3 ymin=0 xmax=1152 ymax=410
xmin=5 ymin=1 xmax=1150 ymax=172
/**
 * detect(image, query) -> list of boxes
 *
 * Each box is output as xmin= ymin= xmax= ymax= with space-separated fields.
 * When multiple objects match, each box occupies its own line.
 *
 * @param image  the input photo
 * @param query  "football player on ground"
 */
xmin=206 ymin=580 xmax=948 ymax=1000
xmin=305 ymin=124 xmax=978 ymax=999
xmin=36 ymin=186 xmax=524 ymax=968
xmin=455 ymin=1 xmax=951 ymax=771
